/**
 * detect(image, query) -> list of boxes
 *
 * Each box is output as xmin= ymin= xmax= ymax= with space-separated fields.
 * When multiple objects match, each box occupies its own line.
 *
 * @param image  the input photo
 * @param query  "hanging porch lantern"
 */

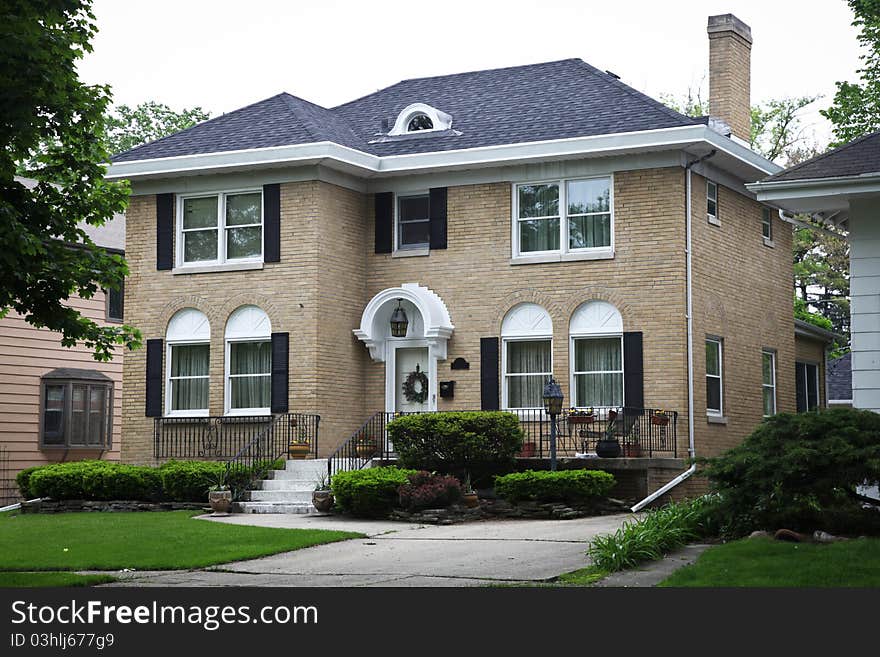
xmin=389 ymin=299 xmax=409 ymax=337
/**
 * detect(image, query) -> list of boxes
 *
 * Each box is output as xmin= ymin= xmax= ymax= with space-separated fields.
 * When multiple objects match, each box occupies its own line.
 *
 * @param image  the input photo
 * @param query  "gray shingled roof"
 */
xmin=763 ymin=130 xmax=880 ymax=182
xmin=112 ymin=59 xmax=697 ymax=163
xmin=827 ymin=352 xmax=852 ymax=401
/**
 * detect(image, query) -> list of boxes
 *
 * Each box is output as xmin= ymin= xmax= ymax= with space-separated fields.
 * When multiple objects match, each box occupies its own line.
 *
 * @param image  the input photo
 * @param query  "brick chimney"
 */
xmin=707 ymin=14 xmax=752 ymax=142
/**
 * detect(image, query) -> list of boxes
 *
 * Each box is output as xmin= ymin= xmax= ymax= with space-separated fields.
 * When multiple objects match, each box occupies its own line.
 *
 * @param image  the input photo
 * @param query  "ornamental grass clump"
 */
xmin=397 ymin=471 xmax=462 ymax=510
xmin=587 ymin=495 xmax=721 ymax=572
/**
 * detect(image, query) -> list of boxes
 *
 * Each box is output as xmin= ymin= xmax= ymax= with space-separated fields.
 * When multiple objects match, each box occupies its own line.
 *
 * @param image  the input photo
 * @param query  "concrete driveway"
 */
xmin=104 ymin=513 xmax=633 ymax=587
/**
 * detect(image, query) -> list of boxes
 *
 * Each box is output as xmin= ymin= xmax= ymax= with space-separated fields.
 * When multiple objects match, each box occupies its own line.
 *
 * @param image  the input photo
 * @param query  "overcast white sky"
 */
xmin=78 ymin=0 xmax=864 ymax=147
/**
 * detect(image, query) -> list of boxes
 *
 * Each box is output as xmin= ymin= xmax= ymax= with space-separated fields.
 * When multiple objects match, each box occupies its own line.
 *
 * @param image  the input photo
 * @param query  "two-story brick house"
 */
xmin=108 ymin=14 xmax=807 ymax=504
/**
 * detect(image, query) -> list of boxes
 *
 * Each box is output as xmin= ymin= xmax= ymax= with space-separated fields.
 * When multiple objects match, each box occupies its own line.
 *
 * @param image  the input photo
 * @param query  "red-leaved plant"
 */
xmin=398 ymin=471 xmax=462 ymax=511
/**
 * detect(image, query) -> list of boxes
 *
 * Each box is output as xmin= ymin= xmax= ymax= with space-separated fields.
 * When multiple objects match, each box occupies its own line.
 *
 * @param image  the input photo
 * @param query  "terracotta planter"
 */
xmin=208 ymin=490 xmax=232 ymax=515
xmin=288 ymin=443 xmax=310 ymax=459
xmin=622 ymin=444 xmax=642 ymax=457
xmin=567 ymin=415 xmax=595 ymax=425
xmin=651 ymin=415 xmax=670 ymax=426
xmin=312 ymin=490 xmax=334 ymax=513
xmin=518 ymin=441 xmax=537 ymax=458
xmin=462 ymin=492 xmax=479 ymax=508
xmin=355 ymin=442 xmax=377 ymax=459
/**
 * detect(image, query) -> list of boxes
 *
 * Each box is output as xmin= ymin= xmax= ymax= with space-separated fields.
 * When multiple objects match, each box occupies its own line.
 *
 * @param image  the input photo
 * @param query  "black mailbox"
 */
xmin=439 ymin=381 xmax=455 ymax=398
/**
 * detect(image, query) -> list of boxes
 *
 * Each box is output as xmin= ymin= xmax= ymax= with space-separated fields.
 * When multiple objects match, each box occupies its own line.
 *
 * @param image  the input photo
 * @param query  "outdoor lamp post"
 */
xmin=389 ymin=299 xmax=409 ymax=337
xmin=543 ymin=377 xmax=564 ymax=471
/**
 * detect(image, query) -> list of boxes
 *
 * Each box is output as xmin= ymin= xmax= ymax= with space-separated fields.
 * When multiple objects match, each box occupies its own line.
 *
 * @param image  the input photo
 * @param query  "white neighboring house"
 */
xmin=748 ymin=131 xmax=880 ymax=414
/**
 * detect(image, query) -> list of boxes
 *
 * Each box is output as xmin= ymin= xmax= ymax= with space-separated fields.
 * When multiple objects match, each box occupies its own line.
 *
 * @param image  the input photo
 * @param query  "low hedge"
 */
xmin=494 ymin=469 xmax=616 ymax=504
xmin=15 ymin=466 xmax=42 ymax=500
xmin=159 ymin=461 xmax=226 ymax=502
xmin=331 ymin=467 xmax=418 ymax=518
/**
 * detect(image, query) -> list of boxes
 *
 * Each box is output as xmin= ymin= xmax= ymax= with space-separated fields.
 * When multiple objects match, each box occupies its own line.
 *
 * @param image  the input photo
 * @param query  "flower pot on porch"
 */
xmin=312 ymin=490 xmax=334 ymax=513
xmin=651 ymin=415 xmax=670 ymax=426
xmin=595 ymin=439 xmax=621 ymax=458
xmin=288 ymin=442 xmax=310 ymax=459
xmin=567 ymin=415 xmax=595 ymax=425
xmin=518 ymin=441 xmax=537 ymax=458
xmin=355 ymin=440 xmax=377 ymax=459
xmin=622 ymin=443 xmax=642 ymax=458
xmin=208 ymin=490 xmax=232 ymax=515
xmin=461 ymin=492 xmax=479 ymax=508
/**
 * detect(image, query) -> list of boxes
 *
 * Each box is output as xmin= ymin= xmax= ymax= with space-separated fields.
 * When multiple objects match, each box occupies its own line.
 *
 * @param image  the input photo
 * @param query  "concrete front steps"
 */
xmin=235 ymin=458 xmax=328 ymax=514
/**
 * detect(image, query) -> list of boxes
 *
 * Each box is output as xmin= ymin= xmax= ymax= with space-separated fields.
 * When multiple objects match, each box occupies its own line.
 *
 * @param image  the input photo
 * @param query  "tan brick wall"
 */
xmin=691 ymin=172 xmax=796 ymax=457
xmin=708 ymin=28 xmax=752 ymax=142
xmin=795 ymin=334 xmax=827 ymax=408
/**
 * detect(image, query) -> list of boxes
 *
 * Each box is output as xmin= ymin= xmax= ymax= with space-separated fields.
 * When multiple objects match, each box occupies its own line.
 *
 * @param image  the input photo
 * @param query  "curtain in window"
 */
xmin=170 ymin=344 xmax=210 ymax=411
xmin=225 ymin=192 xmax=262 ymax=259
xmin=762 ymin=352 xmax=776 ymax=416
xmin=506 ymin=340 xmax=551 ymax=408
xmin=574 ymin=337 xmax=622 ymax=407
xmin=230 ymin=341 xmax=271 ymax=410
xmin=567 ymin=179 xmax=611 ymax=249
xmin=182 ymin=196 xmax=219 ymax=262
xmin=518 ymin=184 xmax=560 ymax=252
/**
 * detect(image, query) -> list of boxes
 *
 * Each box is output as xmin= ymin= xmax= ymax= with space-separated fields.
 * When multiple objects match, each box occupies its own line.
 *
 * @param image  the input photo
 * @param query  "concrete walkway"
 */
xmin=101 ymin=513 xmax=633 ymax=587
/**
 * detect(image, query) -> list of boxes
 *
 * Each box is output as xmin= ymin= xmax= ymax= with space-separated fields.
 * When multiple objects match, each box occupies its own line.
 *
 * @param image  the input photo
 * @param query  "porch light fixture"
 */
xmin=390 ymin=299 xmax=409 ymax=338
xmin=543 ymin=377 xmax=564 ymax=471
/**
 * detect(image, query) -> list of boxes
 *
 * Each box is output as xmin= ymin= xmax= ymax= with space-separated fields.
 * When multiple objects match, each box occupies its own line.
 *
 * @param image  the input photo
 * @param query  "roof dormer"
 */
xmin=388 ymin=103 xmax=453 ymax=136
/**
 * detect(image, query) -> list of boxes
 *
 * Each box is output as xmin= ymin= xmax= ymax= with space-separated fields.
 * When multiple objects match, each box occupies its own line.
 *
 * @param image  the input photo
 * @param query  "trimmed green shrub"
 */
xmin=587 ymin=496 xmax=721 ymax=572
xmin=386 ymin=411 xmax=523 ymax=483
xmin=398 ymin=471 xmax=462 ymax=510
xmin=28 ymin=461 xmax=162 ymax=502
xmin=15 ymin=466 xmax=42 ymax=499
xmin=700 ymin=409 xmax=880 ymax=536
xmin=159 ymin=461 xmax=226 ymax=502
xmin=331 ymin=467 xmax=418 ymax=518
xmin=494 ymin=469 xmax=615 ymax=504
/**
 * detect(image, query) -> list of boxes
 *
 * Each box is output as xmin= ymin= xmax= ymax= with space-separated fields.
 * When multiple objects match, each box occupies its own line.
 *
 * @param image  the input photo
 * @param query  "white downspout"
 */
xmin=631 ymin=151 xmax=714 ymax=513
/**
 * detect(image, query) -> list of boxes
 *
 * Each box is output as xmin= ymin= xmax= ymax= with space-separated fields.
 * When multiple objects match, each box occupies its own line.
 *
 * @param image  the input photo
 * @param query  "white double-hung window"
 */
xmin=178 ymin=190 xmax=263 ymax=266
xmin=514 ymin=176 xmax=613 ymax=260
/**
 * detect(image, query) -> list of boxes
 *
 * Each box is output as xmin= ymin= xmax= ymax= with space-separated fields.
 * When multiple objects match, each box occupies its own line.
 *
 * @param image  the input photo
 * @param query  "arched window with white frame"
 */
xmin=501 ymin=303 xmax=553 ymax=410
xmin=225 ymin=305 xmax=272 ymax=415
xmin=165 ymin=308 xmax=211 ymax=416
xmin=569 ymin=301 xmax=624 ymax=408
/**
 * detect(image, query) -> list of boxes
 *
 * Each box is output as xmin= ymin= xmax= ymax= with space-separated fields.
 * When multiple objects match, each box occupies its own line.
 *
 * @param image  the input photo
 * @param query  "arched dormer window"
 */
xmin=569 ymin=300 xmax=623 ymax=408
xmin=165 ymin=308 xmax=211 ymax=416
xmin=389 ymin=103 xmax=453 ymax=136
xmin=225 ymin=305 xmax=272 ymax=415
xmin=501 ymin=303 xmax=553 ymax=410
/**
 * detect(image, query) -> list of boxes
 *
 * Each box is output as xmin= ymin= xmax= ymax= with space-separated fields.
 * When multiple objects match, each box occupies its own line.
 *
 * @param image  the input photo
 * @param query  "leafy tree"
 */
xmin=1 ymin=0 xmax=139 ymax=360
xmin=105 ymin=101 xmax=210 ymax=156
xmin=821 ymin=0 xmax=880 ymax=145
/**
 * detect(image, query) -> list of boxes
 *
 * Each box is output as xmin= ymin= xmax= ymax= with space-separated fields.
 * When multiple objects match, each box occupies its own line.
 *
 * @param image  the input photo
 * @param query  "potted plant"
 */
xmin=355 ymin=435 xmax=377 ymax=459
xmin=567 ymin=407 xmax=596 ymax=425
xmin=622 ymin=438 xmax=642 ymax=458
xmin=595 ymin=409 xmax=621 ymax=458
xmin=651 ymin=409 xmax=670 ymax=426
xmin=518 ymin=441 xmax=537 ymax=458
xmin=461 ymin=473 xmax=479 ymax=508
xmin=312 ymin=473 xmax=334 ymax=513
xmin=207 ymin=470 xmax=233 ymax=515
xmin=288 ymin=427 xmax=311 ymax=459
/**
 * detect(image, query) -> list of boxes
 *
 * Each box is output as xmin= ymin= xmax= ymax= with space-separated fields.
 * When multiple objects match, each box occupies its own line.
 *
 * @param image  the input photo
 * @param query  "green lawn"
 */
xmin=556 ymin=566 xmax=610 ymax=586
xmin=0 ymin=572 xmax=117 ymax=587
xmin=0 ymin=511 xmax=362 ymax=572
xmin=660 ymin=537 xmax=880 ymax=587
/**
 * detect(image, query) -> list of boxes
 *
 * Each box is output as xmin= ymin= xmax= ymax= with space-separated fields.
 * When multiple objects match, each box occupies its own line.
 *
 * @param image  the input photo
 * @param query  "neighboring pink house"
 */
xmin=0 ymin=178 xmax=125 ymax=504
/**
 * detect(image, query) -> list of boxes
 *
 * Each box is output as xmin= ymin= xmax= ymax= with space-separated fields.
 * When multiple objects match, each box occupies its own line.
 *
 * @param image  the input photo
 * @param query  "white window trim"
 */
xmin=511 ymin=175 xmax=615 ymax=262
xmin=761 ymin=207 xmax=773 ymax=241
xmin=796 ymin=360 xmax=822 ymax=412
xmin=176 ymin=188 xmax=264 ymax=269
xmin=501 ymin=336 xmax=553 ymax=412
xmin=569 ymin=333 xmax=624 ymax=410
xmin=707 ymin=180 xmax=719 ymax=226
xmin=388 ymin=103 xmax=453 ymax=136
xmin=395 ymin=191 xmax=431 ymax=252
xmin=706 ymin=337 xmax=723 ymax=416
xmin=165 ymin=340 xmax=211 ymax=417
xmin=762 ymin=349 xmax=777 ymax=417
xmin=224 ymin=337 xmax=272 ymax=416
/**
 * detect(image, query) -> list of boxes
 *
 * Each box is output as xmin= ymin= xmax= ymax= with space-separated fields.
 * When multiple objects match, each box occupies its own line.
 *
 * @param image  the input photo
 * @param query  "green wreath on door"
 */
xmin=402 ymin=364 xmax=429 ymax=404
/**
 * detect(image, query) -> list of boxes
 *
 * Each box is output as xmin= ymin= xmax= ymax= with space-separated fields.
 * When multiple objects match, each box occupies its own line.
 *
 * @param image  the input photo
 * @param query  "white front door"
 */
xmin=395 ymin=347 xmax=431 ymax=413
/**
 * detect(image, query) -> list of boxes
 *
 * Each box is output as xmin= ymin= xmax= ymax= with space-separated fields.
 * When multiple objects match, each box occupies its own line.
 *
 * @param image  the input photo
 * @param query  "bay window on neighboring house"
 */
xmin=569 ymin=300 xmax=624 ymax=408
xmin=165 ymin=308 xmax=211 ymax=416
xmin=225 ymin=305 xmax=272 ymax=415
xmin=178 ymin=190 xmax=263 ymax=267
xmin=762 ymin=349 xmax=777 ymax=416
xmin=40 ymin=369 xmax=113 ymax=449
xmin=796 ymin=361 xmax=820 ymax=412
xmin=501 ymin=303 xmax=553 ymax=410
xmin=706 ymin=337 xmax=723 ymax=416
xmin=513 ymin=176 xmax=613 ymax=260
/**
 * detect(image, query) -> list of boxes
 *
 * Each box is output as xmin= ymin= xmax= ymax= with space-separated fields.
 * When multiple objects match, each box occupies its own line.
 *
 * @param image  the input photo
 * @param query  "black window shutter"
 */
xmin=270 ymin=332 xmax=289 ymax=413
xmin=623 ymin=332 xmax=644 ymax=411
xmin=145 ymin=339 xmax=163 ymax=417
xmin=429 ymin=187 xmax=448 ymax=250
xmin=156 ymin=193 xmax=174 ymax=270
xmin=480 ymin=337 xmax=500 ymax=411
xmin=374 ymin=192 xmax=393 ymax=254
xmin=263 ymin=183 xmax=281 ymax=263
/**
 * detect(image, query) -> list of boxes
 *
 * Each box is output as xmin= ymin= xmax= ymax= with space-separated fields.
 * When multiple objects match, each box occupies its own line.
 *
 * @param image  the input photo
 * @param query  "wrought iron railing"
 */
xmin=328 ymin=407 xmax=677 ymax=479
xmin=224 ymin=413 xmax=320 ymax=499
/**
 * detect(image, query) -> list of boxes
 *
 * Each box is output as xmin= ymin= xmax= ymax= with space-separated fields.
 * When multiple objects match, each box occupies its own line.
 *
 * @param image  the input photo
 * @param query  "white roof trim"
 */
xmin=389 ymin=103 xmax=453 ymax=136
xmin=107 ymin=125 xmax=780 ymax=183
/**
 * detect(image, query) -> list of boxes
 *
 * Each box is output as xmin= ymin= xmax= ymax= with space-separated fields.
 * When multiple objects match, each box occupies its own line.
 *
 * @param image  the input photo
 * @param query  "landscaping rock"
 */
xmin=813 ymin=530 xmax=847 ymax=543
xmin=20 ymin=499 xmax=207 ymax=514
xmin=774 ymin=528 xmax=811 ymax=542
xmin=748 ymin=530 xmax=773 ymax=539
